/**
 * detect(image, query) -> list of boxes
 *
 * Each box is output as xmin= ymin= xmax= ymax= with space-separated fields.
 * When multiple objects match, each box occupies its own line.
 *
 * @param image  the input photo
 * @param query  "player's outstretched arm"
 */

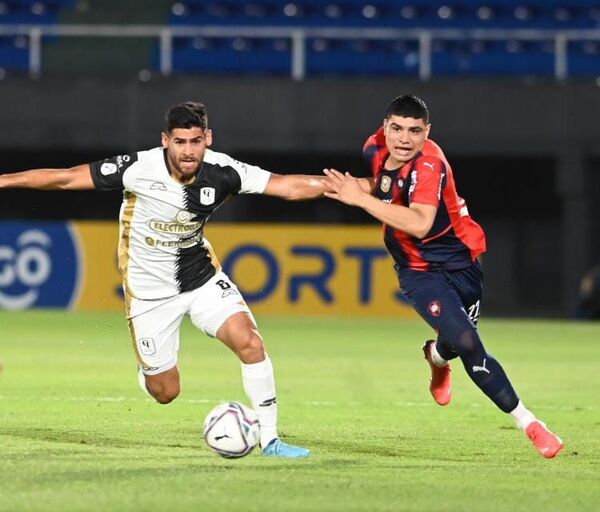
xmin=0 ymin=164 xmax=94 ymax=191
xmin=262 ymin=173 xmax=330 ymax=201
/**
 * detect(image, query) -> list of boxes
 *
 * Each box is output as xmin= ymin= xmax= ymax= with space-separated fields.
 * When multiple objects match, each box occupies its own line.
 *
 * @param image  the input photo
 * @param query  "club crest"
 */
xmin=380 ymin=175 xmax=392 ymax=193
xmin=200 ymin=187 xmax=216 ymax=205
xmin=427 ymin=300 xmax=442 ymax=317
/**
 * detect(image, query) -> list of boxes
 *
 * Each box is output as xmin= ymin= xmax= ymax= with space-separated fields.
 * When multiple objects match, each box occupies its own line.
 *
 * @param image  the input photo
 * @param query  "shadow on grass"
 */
xmin=1 ymin=426 xmax=199 ymax=450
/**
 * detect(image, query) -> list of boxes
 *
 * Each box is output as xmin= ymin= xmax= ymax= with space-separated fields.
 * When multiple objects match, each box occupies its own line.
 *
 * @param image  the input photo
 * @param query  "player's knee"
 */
xmin=453 ymin=328 xmax=485 ymax=359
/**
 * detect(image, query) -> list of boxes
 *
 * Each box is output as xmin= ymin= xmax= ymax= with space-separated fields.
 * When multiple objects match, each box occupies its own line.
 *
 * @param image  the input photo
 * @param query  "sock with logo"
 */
xmin=241 ymin=354 xmax=278 ymax=448
xmin=451 ymin=328 xmax=520 ymax=413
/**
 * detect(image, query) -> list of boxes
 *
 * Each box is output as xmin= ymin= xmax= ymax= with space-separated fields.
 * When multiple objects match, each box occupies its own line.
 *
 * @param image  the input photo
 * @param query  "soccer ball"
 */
xmin=203 ymin=401 xmax=260 ymax=458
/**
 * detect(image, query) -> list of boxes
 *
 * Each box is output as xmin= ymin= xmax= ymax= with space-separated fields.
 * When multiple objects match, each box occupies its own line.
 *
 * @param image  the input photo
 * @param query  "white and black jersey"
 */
xmin=89 ymin=147 xmax=271 ymax=300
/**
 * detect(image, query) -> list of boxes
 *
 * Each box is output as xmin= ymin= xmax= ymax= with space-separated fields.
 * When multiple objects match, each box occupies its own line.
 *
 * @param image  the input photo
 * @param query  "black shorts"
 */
xmin=396 ymin=261 xmax=483 ymax=340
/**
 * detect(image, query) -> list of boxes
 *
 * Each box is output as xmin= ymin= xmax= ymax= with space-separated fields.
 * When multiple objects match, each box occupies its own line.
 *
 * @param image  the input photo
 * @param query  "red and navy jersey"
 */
xmin=363 ymin=127 xmax=486 ymax=271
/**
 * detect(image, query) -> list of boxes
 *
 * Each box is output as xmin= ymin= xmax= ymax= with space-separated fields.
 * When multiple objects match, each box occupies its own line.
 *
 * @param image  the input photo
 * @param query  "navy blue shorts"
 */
xmin=396 ymin=261 xmax=483 ymax=341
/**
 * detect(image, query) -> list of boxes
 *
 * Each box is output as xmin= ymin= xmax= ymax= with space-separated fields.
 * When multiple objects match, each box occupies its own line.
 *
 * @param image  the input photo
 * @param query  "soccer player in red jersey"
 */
xmin=324 ymin=95 xmax=563 ymax=458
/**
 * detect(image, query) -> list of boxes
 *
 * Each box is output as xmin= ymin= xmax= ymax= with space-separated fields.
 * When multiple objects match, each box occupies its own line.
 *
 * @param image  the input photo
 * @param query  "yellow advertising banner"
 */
xmin=75 ymin=221 xmax=123 ymax=311
xmin=205 ymin=224 xmax=414 ymax=317
xmin=0 ymin=221 xmax=414 ymax=317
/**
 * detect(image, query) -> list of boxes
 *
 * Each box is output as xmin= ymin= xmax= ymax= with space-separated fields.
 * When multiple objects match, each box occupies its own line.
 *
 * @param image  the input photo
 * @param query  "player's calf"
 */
xmin=143 ymin=367 xmax=181 ymax=404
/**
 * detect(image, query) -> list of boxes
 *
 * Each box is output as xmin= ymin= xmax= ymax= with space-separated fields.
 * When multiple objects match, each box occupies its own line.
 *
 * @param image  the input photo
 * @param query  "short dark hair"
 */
xmin=164 ymin=101 xmax=208 ymax=132
xmin=384 ymin=95 xmax=429 ymax=123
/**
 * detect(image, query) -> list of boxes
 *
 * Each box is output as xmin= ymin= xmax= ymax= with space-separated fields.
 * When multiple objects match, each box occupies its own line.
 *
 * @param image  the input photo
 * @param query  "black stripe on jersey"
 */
xmin=174 ymin=164 xmax=241 ymax=292
xmin=174 ymin=238 xmax=216 ymax=293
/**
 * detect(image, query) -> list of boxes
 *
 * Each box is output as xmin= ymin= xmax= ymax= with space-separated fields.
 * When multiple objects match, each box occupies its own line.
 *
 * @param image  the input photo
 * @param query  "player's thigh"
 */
xmin=443 ymin=262 xmax=483 ymax=325
xmin=128 ymin=295 xmax=187 ymax=376
xmin=188 ymin=271 xmax=256 ymax=338
xmin=399 ymin=268 xmax=474 ymax=340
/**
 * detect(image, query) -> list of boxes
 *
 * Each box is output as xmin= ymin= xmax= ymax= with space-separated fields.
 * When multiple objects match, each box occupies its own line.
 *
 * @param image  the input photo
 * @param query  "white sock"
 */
xmin=431 ymin=342 xmax=448 ymax=367
xmin=137 ymin=367 xmax=151 ymax=397
xmin=509 ymin=400 xmax=536 ymax=431
xmin=241 ymin=354 xmax=278 ymax=448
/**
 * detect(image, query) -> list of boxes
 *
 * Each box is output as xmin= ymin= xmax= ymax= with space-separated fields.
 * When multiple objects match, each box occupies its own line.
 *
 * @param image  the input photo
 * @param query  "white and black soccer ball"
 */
xmin=203 ymin=401 xmax=260 ymax=458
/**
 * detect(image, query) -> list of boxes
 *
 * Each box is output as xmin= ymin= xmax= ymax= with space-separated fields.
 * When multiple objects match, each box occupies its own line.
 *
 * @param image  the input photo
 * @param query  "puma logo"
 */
xmin=423 ymin=162 xmax=435 ymax=170
xmin=472 ymin=358 xmax=490 ymax=374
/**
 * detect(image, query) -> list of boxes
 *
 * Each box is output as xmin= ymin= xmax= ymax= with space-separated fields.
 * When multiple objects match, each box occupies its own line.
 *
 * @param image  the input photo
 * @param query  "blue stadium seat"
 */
xmin=169 ymin=0 xmax=600 ymax=29
xmin=0 ymin=1 xmax=76 ymax=72
xmin=431 ymin=39 xmax=556 ymax=76
xmin=0 ymin=0 xmax=75 ymax=24
xmin=157 ymin=36 xmax=292 ymax=74
xmin=0 ymin=35 xmax=29 ymax=71
xmin=306 ymin=38 xmax=420 ymax=76
xmin=163 ymin=1 xmax=600 ymax=77
xmin=568 ymin=40 xmax=600 ymax=76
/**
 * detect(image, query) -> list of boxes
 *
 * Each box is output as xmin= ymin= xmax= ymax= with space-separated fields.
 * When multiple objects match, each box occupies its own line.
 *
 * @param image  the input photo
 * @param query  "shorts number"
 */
xmin=467 ymin=300 xmax=480 ymax=324
xmin=215 ymin=279 xmax=232 ymax=291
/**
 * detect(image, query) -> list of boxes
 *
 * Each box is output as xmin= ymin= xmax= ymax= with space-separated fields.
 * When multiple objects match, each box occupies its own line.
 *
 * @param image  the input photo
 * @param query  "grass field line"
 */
xmin=0 ymin=394 xmax=594 ymax=411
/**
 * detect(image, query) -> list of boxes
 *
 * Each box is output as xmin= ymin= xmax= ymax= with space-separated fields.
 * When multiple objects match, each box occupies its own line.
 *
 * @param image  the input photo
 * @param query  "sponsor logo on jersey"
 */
xmin=149 ymin=219 xmax=200 ymax=235
xmin=380 ymin=175 xmax=392 ymax=193
xmin=0 ymin=222 xmax=81 ymax=309
xmin=145 ymin=234 xmax=202 ymax=249
xmin=100 ymin=163 xmax=118 ymax=176
xmin=176 ymin=210 xmax=192 ymax=223
xmin=200 ymin=187 xmax=216 ymax=205
xmin=397 ymin=179 xmax=404 ymax=188
xmin=116 ymin=154 xmax=131 ymax=169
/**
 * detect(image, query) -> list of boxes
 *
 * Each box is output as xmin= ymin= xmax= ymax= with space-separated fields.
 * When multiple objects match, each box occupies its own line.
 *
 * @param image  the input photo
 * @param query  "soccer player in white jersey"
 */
xmin=0 ymin=101 xmax=330 ymax=458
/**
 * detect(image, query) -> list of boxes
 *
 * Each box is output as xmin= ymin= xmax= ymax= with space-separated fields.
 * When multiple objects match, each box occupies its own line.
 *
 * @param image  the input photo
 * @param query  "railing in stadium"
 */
xmin=1 ymin=24 xmax=599 ymax=80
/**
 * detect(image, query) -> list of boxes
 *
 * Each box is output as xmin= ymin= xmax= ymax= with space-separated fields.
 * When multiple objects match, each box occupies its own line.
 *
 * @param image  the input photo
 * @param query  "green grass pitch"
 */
xmin=0 ymin=311 xmax=599 ymax=512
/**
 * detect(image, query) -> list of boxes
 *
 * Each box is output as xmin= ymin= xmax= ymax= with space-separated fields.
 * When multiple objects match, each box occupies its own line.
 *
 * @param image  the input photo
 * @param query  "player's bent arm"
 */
xmin=358 ymin=196 xmax=437 ymax=239
xmin=0 ymin=164 xmax=94 ymax=190
xmin=357 ymin=177 xmax=376 ymax=194
xmin=262 ymin=173 xmax=330 ymax=201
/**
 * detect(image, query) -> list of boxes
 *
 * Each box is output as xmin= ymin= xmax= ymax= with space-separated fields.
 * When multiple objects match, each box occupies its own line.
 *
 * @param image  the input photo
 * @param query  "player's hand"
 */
xmin=322 ymin=168 xmax=367 ymax=207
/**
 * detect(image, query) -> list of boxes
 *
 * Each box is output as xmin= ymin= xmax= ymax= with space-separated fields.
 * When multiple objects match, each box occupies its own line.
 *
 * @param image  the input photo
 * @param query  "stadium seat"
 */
xmin=169 ymin=0 xmax=600 ymax=29
xmin=0 ymin=35 xmax=29 ymax=74
xmin=1 ymin=0 xmax=599 ymax=77
xmin=0 ymin=1 xmax=76 ymax=72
